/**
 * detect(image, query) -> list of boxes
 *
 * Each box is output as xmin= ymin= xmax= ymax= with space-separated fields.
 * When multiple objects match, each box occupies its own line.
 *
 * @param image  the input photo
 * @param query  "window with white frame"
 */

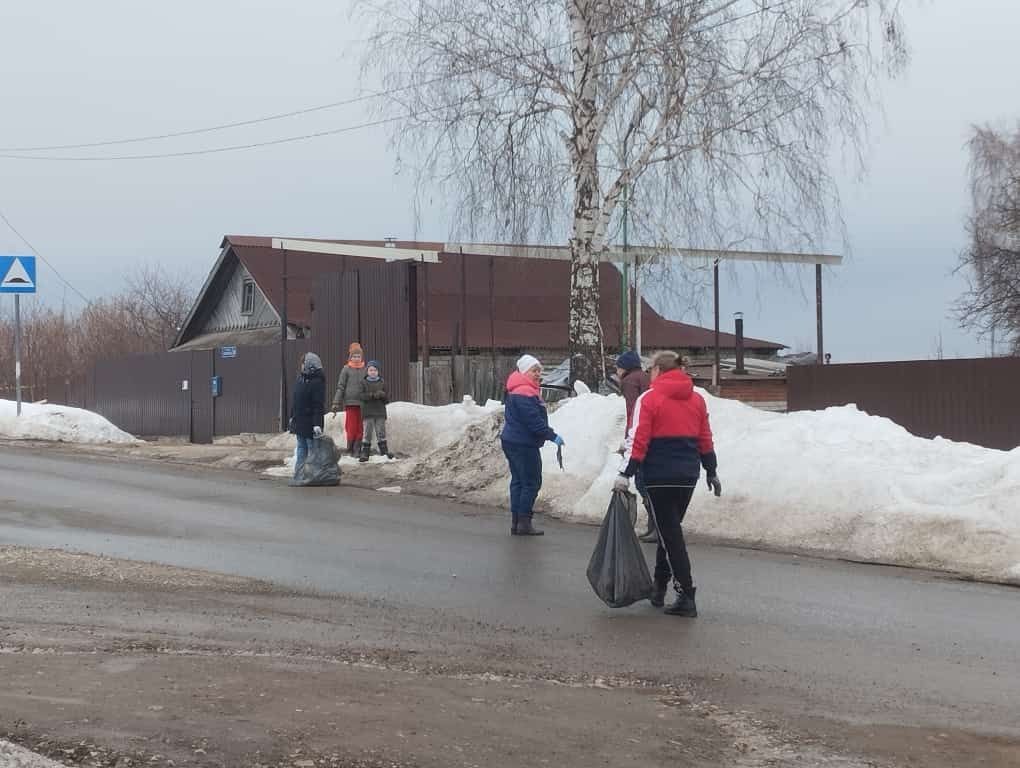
xmin=241 ymin=279 xmax=255 ymax=315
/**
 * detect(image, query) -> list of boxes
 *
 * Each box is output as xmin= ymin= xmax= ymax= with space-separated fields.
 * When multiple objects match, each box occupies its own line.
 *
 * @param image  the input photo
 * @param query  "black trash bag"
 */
xmin=586 ymin=491 xmax=653 ymax=608
xmin=289 ymin=436 xmax=341 ymax=487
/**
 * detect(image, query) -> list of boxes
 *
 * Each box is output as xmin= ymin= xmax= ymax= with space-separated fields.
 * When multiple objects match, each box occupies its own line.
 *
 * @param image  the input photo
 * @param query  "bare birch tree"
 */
xmin=956 ymin=124 xmax=1020 ymax=355
xmin=359 ymin=0 xmax=908 ymax=385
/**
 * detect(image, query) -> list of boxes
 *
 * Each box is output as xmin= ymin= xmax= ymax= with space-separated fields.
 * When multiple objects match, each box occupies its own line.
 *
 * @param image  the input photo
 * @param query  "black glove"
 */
xmin=707 ymin=473 xmax=722 ymax=497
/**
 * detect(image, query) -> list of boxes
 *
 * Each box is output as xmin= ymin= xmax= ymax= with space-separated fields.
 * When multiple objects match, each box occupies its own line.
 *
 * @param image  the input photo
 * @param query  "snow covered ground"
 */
xmin=0 ymin=399 xmax=138 ymax=444
xmin=269 ymin=391 xmax=1020 ymax=584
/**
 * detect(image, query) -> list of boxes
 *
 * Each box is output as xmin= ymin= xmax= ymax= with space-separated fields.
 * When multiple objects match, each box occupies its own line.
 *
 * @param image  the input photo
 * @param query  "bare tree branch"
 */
xmin=955 ymin=123 xmax=1020 ymax=355
xmin=358 ymin=0 xmax=909 ymax=383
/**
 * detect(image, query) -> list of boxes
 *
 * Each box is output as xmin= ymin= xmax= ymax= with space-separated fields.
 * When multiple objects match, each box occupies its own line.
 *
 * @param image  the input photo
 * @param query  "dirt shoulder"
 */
xmin=3 ymin=546 xmax=1019 ymax=768
xmin=0 ymin=546 xmax=729 ymax=768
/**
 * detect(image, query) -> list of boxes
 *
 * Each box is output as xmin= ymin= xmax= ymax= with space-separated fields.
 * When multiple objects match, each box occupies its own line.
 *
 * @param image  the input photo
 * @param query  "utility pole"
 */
xmin=634 ymin=253 xmax=642 ymax=355
xmin=279 ymin=249 xmax=289 ymax=431
xmin=621 ymin=181 xmax=629 ymax=350
xmin=815 ymin=263 xmax=824 ymax=364
xmin=713 ymin=259 xmax=720 ymax=389
xmin=14 ymin=294 xmax=22 ymax=416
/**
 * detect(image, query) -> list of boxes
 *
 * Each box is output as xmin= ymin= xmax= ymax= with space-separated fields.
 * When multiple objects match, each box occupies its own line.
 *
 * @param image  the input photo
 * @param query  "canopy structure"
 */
xmin=448 ymin=242 xmax=842 ymax=383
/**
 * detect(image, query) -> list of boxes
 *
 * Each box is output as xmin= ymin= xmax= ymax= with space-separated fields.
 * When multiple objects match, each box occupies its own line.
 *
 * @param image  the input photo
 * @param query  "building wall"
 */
xmin=199 ymin=261 xmax=278 ymax=335
xmin=719 ymin=377 xmax=788 ymax=405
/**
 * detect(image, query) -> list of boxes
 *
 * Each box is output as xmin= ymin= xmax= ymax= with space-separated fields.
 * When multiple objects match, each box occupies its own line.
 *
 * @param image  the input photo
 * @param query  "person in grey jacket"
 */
xmin=331 ymin=342 xmax=367 ymax=455
xmin=359 ymin=360 xmax=393 ymax=462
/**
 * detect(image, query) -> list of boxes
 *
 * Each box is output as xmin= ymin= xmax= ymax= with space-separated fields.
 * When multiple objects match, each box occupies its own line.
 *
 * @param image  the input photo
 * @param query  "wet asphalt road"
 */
xmin=1 ymin=446 xmax=1018 ymax=739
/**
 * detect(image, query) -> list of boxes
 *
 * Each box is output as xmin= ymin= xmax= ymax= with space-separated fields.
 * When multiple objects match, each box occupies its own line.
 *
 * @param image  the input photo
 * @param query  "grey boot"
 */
xmin=510 ymin=513 xmax=519 ymax=536
xmin=358 ymin=442 xmax=370 ymax=463
xmin=664 ymin=587 xmax=697 ymax=617
xmin=516 ymin=517 xmax=544 ymax=536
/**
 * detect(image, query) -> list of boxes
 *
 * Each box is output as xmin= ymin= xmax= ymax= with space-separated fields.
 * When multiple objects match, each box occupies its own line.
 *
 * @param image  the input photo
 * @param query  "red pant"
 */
xmin=344 ymin=405 xmax=364 ymax=445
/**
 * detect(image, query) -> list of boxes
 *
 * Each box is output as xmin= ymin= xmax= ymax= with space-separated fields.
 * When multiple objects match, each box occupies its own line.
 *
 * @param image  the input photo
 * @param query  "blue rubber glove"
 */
xmin=553 ymin=435 xmax=565 ymax=447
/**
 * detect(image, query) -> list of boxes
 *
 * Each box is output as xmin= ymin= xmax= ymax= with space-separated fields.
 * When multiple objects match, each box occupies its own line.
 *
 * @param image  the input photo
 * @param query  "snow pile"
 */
xmin=0 ymin=400 xmax=139 ymax=444
xmin=537 ymin=392 xmax=1020 ymax=583
xmin=266 ymin=396 xmax=503 ymax=474
xmin=695 ymin=395 xmax=1020 ymax=583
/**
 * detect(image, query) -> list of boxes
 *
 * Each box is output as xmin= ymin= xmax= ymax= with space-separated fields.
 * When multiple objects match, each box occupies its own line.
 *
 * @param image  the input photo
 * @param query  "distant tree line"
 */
xmin=0 ymin=264 xmax=196 ymax=401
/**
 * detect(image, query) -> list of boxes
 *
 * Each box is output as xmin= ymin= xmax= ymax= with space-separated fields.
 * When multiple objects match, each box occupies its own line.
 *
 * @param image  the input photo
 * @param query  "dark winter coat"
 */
xmin=621 ymin=368 xmax=717 ymax=485
xmin=501 ymin=371 xmax=558 ymax=447
xmin=332 ymin=365 xmax=367 ymax=408
xmin=291 ymin=370 xmax=326 ymax=439
xmin=360 ymin=377 xmax=388 ymax=420
xmin=619 ymin=367 xmax=650 ymax=435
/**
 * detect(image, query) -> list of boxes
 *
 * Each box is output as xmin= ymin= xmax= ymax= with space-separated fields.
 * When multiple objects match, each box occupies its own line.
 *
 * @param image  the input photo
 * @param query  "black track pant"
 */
xmin=645 ymin=485 xmax=696 ymax=594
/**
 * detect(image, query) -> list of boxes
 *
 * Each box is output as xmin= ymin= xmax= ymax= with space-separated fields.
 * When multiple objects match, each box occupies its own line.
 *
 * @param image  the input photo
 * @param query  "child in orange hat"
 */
xmin=331 ymin=342 xmax=367 ymax=455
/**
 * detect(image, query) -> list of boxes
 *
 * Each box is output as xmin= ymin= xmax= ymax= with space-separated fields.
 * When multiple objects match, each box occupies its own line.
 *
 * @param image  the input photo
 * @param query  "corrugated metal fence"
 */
xmin=311 ymin=263 xmax=412 ymax=403
xmin=787 ymin=358 xmax=1020 ymax=450
xmin=47 ymin=341 xmax=310 ymax=442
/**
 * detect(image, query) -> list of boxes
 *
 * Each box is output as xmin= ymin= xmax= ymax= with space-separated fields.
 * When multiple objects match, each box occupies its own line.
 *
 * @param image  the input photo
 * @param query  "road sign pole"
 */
xmin=14 ymin=293 xmax=22 ymax=416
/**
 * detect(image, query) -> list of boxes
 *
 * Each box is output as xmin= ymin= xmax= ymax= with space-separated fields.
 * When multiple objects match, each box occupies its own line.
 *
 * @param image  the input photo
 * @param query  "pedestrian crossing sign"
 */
xmin=0 ymin=255 xmax=36 ymax=293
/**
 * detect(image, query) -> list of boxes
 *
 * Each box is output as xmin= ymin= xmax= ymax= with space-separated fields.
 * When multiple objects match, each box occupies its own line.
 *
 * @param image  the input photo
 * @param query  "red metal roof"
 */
xmin=221 ymin=235 xmax=785 ymax=351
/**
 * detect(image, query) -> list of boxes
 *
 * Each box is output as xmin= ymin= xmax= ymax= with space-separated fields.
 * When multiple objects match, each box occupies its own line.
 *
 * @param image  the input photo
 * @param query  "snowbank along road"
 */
xmin=1 ymin=446 xmax=1019 ymax=767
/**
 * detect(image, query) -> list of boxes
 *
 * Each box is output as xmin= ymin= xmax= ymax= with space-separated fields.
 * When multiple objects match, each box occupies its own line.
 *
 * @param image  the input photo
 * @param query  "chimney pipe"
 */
xmin=734 ymin=312 xmax=746 ymax=375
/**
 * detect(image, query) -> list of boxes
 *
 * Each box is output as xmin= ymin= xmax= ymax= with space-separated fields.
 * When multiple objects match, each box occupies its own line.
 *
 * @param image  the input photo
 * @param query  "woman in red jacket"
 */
xmin=615 ymin=350 xmax=722 ymax=617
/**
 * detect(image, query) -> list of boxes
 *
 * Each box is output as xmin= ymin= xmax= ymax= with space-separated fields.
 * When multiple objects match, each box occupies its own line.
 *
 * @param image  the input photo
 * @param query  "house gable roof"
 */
xmin=175 ymin=235 xmax=785 ymax=352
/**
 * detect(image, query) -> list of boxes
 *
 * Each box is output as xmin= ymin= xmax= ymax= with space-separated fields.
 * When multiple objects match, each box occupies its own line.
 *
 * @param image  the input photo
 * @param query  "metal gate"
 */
xmin=311 ymin=262 xmax=412 ymax=402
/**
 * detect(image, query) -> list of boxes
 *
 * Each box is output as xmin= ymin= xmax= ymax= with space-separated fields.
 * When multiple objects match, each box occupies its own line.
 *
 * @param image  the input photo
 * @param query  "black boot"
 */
xmin=664 ymin=587 xmax=697 ymax=617
xmin=510 ymin=513 xmax=519 ymax=536
xmin=378 ymin=440 xmax=394 ymax=460
xmin=347 ymin=440 xmax=356 ymax=456
xmin=649 ymin=580 xmax=667 ymax=608
xmin=638 ymin=509 xmax=659 ymax=543
xmin=358 ymin=442 xmax=370 ymax=463
xmin=516 ymin=517 xmax=544 ymax=536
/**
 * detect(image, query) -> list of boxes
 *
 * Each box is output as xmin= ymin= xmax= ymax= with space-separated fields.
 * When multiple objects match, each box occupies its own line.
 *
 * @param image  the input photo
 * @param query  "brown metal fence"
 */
xmin=787 ymin=358 xmax=1020 ymax=450
xmin=46 ymin=341 xmax=313 ymax=442
xmin=91 ymin=352 xmax=193 ymax=438
xmin=311 ymin=263 xmax=412 ymax=404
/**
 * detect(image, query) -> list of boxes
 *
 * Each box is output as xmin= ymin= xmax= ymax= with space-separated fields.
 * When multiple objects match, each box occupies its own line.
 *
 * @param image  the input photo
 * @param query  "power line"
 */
xmin=0 ymin=93 xmax=409 ymax=153
xmin=0 ymin=2 xmax=684 ymax=156
xmin=0 ymin=114 xmax=406 ymax=161
xmin=0 ymin=205 xmax=92 ymax=306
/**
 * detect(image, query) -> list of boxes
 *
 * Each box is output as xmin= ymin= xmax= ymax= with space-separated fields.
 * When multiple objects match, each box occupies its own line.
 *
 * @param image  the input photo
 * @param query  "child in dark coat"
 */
xmin=359 ymin=361 xmax=393 ymax=461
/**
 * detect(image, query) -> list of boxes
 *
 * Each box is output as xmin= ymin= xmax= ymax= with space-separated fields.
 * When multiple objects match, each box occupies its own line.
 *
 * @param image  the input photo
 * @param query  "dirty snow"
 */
xmin=266 ymin=391 xmax=1020 ymax=583
xmin=0 ymin=400 xmax=139 ymax=444
xmin=0 ymin=739 xmax=66 ymax=768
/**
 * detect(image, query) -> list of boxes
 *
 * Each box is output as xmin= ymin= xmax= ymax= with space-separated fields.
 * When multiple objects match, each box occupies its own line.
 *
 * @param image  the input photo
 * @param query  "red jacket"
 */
xmin=622 ymin=368 xmax=716 ymax=484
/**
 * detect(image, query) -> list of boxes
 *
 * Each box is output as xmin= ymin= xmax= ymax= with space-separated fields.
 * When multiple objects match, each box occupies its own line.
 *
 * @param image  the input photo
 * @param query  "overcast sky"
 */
xmin=0 ymin=0 xmax=1016 ymax=361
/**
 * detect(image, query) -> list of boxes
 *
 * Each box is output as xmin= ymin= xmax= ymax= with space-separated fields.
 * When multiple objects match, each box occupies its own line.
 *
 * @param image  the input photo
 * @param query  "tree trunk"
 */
xmin=567 ymin=0 xmax=602 ymax=389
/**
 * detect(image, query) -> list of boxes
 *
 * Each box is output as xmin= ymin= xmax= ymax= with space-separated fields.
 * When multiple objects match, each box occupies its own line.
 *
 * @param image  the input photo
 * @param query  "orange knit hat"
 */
xmin=348 ymin=342 xmax=365 ymax=368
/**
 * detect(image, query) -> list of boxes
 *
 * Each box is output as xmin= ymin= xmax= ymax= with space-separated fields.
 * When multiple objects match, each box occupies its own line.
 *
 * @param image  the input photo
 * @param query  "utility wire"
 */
xmin=0 ymin=114 xmax=405 ymax=161
xmin=0 ymin=205 xmax=92 ymax=306
xmin=0 ymin=1 xmax=685 ymax=156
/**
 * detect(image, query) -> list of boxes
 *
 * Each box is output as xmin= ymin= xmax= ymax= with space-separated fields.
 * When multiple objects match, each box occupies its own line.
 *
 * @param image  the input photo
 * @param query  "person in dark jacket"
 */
xmin=614 ymin=350 xmax=722 ymax=617
xmin=616 ymin=350 xmax=656 ymax=542
xmin=359 ymin=361 xmax=393 ymax=462
xmin=501 ymin=354 xmax=564 ymax=537
xmin=290 ymin=352 xmax=326 ymax=478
